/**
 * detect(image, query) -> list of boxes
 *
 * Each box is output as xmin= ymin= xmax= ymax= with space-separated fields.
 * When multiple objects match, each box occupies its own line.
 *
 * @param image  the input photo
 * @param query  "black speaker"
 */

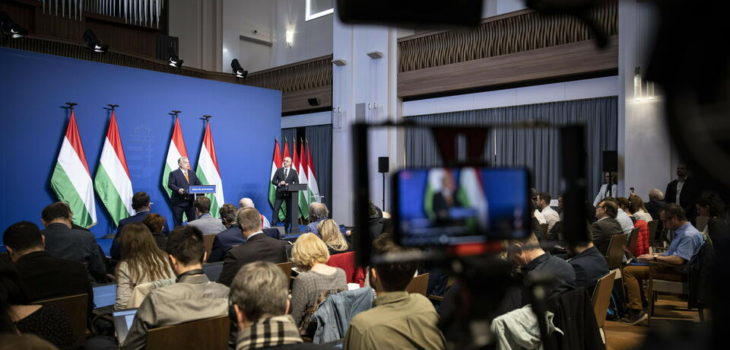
xmin=602 ymin=151 xmax=617 ymax=172
xmin=378 ymin=157 xmax=389 ymax=173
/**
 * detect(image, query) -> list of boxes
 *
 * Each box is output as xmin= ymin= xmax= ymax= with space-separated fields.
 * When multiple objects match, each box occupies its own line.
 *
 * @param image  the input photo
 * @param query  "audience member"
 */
xmin=39 ymin=202 xmax=106 ymax=282
xmin=367 ymin=202 xmax=385 ymax=242
xmin=239 ymin=197 xmax=271 ymax=229
xmin=537 ymin=192 xmax=560 ymax=231
xmin=317 ymin=219 xmax=351 ymax=255
xmin=593 ymin=172 xmax=618 ymax=207
xmin=531 ymin=189 xmax=546 ymax=225
xmin=620 ymin=204 xmax=705 ymax=325
xmin=564 ymin=228 xmax=609 ymax=293
xmin=209 ymin=204 xmax=245 ymax=262
xmin=142 ymin=214 xmax=169 ymax=252
xmin=290 ymin=233 xmax=347 ymax=334
xmin=646 ymin=189 xmax=667 ymax=221
xmin=2 ymin=221 xmax=93 ymax=320
xmin=619 ymin=198 xmax=650 ymax=257
xmin=629 ymin=194 xmax=653 ymax=222
xmin=218 ymin=208 xmax=288 ymax=287
xmin=695 ymin=193 xmax=726 ymax=245
xmin=618 ymin=197 xmax=637 ymax=224
xmin=344 ymin=233 xmax=444 ymax=350
xmin=591 ymin=200 xmax=623 ymax=255
xmin=508 ymin=232 xmax=576 ymax=303
xmin=111 ymin=192 xmax=169 ymax=260
xmin=665 ymin=163 xmax=701 ymax=223
xmin=604 ymin=197 xmax=634 ymax=234
xmin=530 ymin=201 xmax=545 ymax=241
xmin=306 ymin=203 xmax=329 ymax=234
xmin=230 ymin=262 xmax=334 ymax=350
xmin=114 ymin=223 xmax=175 ymax=310
xmin=187 ymin=196 xmax=226 ymax=234
xmin=121 ymin=225 xmax=230 ymax=350
xmin=0 ymin=260 xmax=77 ymax=350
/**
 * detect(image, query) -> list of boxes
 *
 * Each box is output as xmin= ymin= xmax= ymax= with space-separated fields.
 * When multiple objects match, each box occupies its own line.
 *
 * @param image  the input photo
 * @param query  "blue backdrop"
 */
xmin=0 ymin=48 xmax=281 ymax=247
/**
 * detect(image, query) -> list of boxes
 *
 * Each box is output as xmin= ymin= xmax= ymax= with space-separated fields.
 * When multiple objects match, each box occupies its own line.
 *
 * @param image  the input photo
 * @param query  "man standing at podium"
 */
xmin=271 ymin=157 xmax=298 ymax=231
xmin=168 ymin=157 xmax=201 ymax=228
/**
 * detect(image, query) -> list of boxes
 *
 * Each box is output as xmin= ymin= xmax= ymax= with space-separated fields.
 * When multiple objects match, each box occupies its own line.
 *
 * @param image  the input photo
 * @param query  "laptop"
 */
xmin=203 ymin=261 xmax=225 ymax=282
xmin=113 ymin=308 xmax=138 ymax=345
xmin=93 ymin=284 xmax=117 ymax=310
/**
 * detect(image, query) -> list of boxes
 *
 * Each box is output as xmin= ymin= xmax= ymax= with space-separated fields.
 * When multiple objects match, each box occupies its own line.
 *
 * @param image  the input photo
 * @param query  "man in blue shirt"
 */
xmin=620 ymin=204 xmax=704 ymax=325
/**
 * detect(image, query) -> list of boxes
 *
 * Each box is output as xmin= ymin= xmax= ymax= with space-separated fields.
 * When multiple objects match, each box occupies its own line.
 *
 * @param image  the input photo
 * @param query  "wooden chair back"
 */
xmin=32 ymin=293 xmax=88 ymax=346
xmin=627 ymin=227 xmax=640 ymax=254
xmin=203 ymin=234 xmax=217 ymax=263
xmin=146 ymin=315 xmax=229 ymax=350
xmin=277 ymin=261 xmax=293 ymax=281
xmin=605 ymin=234 xmax=628 ymax=270
xmin=405 ymin=273 xmax=429 ymax=296
xmin=591 ymin=271 xmax=617 ymax=329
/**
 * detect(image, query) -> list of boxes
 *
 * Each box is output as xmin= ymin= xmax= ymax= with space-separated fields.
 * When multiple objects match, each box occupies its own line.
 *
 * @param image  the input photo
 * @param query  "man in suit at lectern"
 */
xmin=271 ymin=157 xmax=298 ymax=232
xmin=168 ymin=157 xmax=201 ymax=228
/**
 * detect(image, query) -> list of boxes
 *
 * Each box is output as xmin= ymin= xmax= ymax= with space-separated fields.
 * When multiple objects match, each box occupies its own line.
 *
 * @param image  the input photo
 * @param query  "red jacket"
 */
xmin=633 ymin=219 xmax=650 ymax=256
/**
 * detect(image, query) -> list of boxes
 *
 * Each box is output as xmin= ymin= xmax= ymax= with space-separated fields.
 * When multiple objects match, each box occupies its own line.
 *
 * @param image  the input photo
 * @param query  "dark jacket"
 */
xmin=168 ymin=168 xmax=202 ymax=206
xmin=209 ymin=224 xmax=245 ymax=263
xmin=521 ymin=253 xmax=576 ymax=305
xmin=272 ymin=167 xmax=299 ymax=198
xmin=15 ymin=251 xmax=94 ymax=319
xmin=41 ymin=223 xmax=106 ymax=282
xmin=646 ymin=199 xmax=667 ymax=221
xmin=111 ymin=210 xmax=170 ymax=260
xmin=217 ymin=233 xmax=288 ymax=286
xmin=591 ymin=218 xmax=623 ymax=255
xmin=665 ymin=178 xmax=701 ymax=221
xmin=566 ymin=246 xmax=609 ymax=293
xmin=547 ymin=288 xmax=605 ymax=350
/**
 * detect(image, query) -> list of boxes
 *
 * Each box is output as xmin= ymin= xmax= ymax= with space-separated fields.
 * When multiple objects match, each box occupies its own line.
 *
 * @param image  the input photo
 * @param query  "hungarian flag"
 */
xmin=94 ymin=111 xmax=133 ymax=226
xmin=306 ymin=141 xmax=320 ymax=203
xmin=196 ymin=122 xmax=225 ymax=217
xmin=162 ymin=117 xmax=189 ymax=198
xmin=297 ymin=139 xmax=310 ymax=219
xmin=456 ymin=167 xmax=489 ymax=230
xmin=269 ymin=139 xmax=285 ymax=222
xmin=291 ymin=139 xmax=301 ymax=219
xmin=283 ymin=137 xmax=290 ymax=160
xmin=50 ymin=111 xmax=97 ymax=228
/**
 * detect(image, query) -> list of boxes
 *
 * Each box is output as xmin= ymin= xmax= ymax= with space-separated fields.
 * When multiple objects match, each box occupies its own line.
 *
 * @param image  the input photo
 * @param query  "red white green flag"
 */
xmin=94 ymin=111 xmax=133 ymax=226
xmin=196 ymin=122 xmax=225 ymax=217
xmin=162 ymin=117 xmax=189 ymax=198
xmin=306 ymin=141 xmax=321 ymax=203
xmin=269 ymin=139 xmax=285 ymax=222
xmin=297 ymin=139 xmax=310 ymax=219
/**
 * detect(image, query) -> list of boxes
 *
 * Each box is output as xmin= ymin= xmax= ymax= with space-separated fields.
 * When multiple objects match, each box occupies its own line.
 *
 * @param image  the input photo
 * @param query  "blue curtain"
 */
xmin=405 ymin=97 xmax=618 ymax=199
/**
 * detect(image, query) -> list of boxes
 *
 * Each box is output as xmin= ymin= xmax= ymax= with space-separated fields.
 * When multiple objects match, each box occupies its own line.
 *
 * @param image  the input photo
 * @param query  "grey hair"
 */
xmin=649 ymin=189 xmax=664 ymax=200
xmin=177 ymin=157 xmax=188 ymax=165
xmin=309 ymin=202 xmax=329 ymax=220
xmin=230 ymin=262 xmax=288 ymax=321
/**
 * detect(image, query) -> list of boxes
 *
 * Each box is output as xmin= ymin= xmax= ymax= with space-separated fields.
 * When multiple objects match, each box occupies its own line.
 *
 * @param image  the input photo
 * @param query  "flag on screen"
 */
xmin=50 ymin=110 xmax=97 ymax=228
xmin=196 ymin=122 xmax=225 ymax=217
xmin=457 ymin=167 xmax=489 ymax=229
xmin=306 ymin=141 xmax=320 ymax=203
xmin=298 ymin=139 xmax=309 ymax=219
xmin=94 ymin=111 xmax=133 ymax=226
xmin=269 ymin=139 xmax=285 ymax=222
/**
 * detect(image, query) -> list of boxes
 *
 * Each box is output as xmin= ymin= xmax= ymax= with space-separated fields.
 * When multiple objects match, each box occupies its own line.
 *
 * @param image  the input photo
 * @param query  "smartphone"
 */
xmin=391 ymin=167 xmax=530 ymax=248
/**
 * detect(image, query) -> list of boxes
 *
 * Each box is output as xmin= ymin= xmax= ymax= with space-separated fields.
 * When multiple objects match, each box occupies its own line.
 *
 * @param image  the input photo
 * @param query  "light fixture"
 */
xmin=634 ymin=66 xmax=656 ymax=101
xmin=308 ymin=98 xmax=321 ymax=107
xmin=286 ymin=29 xmax=294 ymax=47
xmin=332 ymin=59 xmax=347 ymax=66
xmin=167 ymin=47 xmax=183 ymax=68
xmin=0 ymin=11 xmax=28 ymax=39
xmin=367 ymin=51 xmax=383 ymax=59
xmin=231 ymin=59 xmax=248 ymax=79
xmin=83 ymin=29 xmax=109 ymax=53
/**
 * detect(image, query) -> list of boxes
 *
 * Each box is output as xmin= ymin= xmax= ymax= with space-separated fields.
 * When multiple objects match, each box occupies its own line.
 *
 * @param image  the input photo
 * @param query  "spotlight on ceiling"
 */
xmin=168 ymin=47 xmax=183 ymax=68
xmin=231 ymin=59 xmax=248 ymax=79
xmin=0 ymin=11 xmax=28 ymax=39
xmin=83 ymin=29 xmax=109 ymax=53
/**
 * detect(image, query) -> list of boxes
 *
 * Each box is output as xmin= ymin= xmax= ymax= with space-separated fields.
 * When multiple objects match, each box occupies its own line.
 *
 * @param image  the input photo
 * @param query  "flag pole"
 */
xmin=200 ymin=115 xmax=212 ymax=124
xmin=107 ymin=104 xmax=119 ymax=111
xmin=65 ymin=102 xmax=78 ymax=110
xmin=170 ymin=110 xmax=182 ymax=120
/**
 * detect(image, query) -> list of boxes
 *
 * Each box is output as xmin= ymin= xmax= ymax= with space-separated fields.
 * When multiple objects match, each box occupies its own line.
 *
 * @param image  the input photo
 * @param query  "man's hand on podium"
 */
xmin=178 ymin=188 xmax=185 ymax=194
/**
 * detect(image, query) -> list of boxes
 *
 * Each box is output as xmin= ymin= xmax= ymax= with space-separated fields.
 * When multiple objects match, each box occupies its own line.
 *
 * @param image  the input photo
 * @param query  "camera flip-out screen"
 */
xmin=392 ymin=167 xmax=530 ymax=247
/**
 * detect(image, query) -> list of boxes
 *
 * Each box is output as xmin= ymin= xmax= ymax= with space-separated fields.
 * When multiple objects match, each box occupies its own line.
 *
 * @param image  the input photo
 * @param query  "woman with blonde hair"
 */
xmin=317 ymin=219 xmax=352 ymax=255
xmin=290 ymin=233 xmax=347 ymax=335
xmin=115 ymin=223 xmax=174 ymax=310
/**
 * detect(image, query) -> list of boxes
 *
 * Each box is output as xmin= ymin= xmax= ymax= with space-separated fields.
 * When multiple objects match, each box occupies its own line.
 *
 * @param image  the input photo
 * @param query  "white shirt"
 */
xmin=534 ymin=209 xmax=546 ymax=224
xmin=540 ymin=206 xmax=561 ymax=231
xmin=676 ymin=179 xmax=686 ymax=205
xmin=634 ymin=209 xmax=652 ymax=223
xmin=593 ymin=184 xmax=618 ymax=207
xmin=616 ymin=209 xmax=635 ymax=234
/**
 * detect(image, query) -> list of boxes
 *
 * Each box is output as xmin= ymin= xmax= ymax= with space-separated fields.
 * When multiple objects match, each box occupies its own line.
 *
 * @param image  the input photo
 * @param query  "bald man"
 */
xmin=271 ymin=157 xmax=298 ymax=231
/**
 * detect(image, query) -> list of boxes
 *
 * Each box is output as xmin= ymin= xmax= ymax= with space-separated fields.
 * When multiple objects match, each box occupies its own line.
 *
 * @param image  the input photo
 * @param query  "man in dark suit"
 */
xmin=218 ymin=207 xmax=288 ymax=286
xmin=565 ymin=238 xmax=609 ymax=294
xmin=208 ymin=204 xmax=243 ymax=262
xmin=3 ymin=221 xmax=94 ymax=318
xmin=110 ymin=191 xmax=170 ymax=260
xmin=271 ymin=156 xmax=298 ymax=231
xmin=665 ymin=163 xmax=701 ymax=223
xmin=168 ymin=157 xmax=202 ymax=228
xmin=591 ymin=200 xmax=624 ymax=255
xmin=40 ymin=202 xmax=106 ymax=283
xmin=646 ymin=189 xmax=667 ymax=221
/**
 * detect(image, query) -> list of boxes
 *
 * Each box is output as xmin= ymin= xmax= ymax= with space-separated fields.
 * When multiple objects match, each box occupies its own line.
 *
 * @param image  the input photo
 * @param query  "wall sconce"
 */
xmin=332 ymin=59 xmax=347 ymax=66
xmin=286 ymin=29 xmax=294 ymax=47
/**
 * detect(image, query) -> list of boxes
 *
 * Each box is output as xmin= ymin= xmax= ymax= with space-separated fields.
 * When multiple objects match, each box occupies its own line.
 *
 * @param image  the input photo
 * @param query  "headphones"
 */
xmin=175 ymin=269 xmax=204 ymax=283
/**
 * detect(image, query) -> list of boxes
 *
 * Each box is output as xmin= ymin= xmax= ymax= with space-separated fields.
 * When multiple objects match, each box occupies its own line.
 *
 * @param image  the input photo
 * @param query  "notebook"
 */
xmin=113 ymin=308 xmax=138 ymax=345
